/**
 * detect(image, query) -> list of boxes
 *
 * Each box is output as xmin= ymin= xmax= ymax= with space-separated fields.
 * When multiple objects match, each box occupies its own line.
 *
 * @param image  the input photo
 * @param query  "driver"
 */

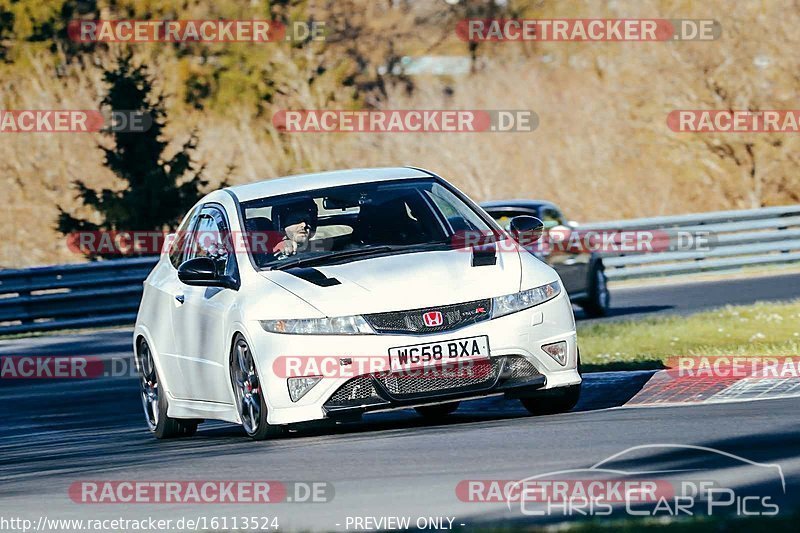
xmin=271 ymin=197 xmax=318 ymax=260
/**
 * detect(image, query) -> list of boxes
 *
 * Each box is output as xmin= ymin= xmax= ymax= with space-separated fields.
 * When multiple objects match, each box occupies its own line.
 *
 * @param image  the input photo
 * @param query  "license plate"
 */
xmin=388 ymin=335 xmax=490 ymax=372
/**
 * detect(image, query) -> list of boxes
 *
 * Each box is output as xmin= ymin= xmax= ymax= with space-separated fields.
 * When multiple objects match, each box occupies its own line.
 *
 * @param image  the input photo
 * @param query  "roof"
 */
xmin=226 ymin=167 xmax=433 ymax=202
xmin=479 ymin=199 xmax=559 ymax=211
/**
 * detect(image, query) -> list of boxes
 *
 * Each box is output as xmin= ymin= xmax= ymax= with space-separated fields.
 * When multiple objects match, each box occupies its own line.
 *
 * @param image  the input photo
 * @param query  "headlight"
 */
xmin=492 ymin=280 xmax=561 ymax=318
xmin=259 ymin=315 xmax=375 ymax=335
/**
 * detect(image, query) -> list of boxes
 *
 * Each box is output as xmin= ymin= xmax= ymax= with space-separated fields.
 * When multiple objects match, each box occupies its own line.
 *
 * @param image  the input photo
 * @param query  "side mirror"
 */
xmin=178 ymin=257 xmax=218 ymax=286
xmin=509 ymin=215 xmax=544 ymax=246
xmin=178 ymin=257 xmax=238 ymax=289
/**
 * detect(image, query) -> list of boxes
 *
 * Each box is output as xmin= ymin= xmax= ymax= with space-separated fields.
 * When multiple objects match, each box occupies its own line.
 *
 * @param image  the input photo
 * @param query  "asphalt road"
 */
xmin=1 ymin=272 xmax=800 ymax=531
xmin=578 ymin=270 xmax=800 ymax=321
xmin=0 ymin=372 xmax=797 ymax=530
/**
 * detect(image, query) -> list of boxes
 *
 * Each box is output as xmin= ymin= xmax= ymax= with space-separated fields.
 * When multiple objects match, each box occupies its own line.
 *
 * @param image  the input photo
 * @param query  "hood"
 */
xmin=260 ymin=247 xmax=524 ymax=317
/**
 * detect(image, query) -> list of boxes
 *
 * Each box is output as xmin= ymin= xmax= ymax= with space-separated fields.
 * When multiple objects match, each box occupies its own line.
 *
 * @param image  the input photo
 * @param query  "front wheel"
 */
xmin=521 ymin=350 xmax=581 ymax=415
xmin=137 ymin=338 xmax=198 ymax=439
xmin=230 ymin=334 xmax=284 ymax=440
xmin=520 ymin=385 xmax=581 ymax=415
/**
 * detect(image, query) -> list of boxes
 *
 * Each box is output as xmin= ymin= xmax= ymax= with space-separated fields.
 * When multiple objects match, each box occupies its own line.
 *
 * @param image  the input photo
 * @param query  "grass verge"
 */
xmin=579 ymin=300 xmax=800 ymax=372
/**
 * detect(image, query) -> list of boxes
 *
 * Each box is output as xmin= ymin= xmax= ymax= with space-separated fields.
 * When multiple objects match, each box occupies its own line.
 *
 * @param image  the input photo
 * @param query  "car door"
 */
xmin=171 ymin=204 xmax=240 ymax=404
xmin=147 ymin=206 xmax=200 ymax=398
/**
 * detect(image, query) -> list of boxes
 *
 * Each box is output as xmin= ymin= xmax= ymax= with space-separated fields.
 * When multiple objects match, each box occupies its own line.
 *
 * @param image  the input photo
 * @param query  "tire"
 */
xmin=520 ymin=350 xmax=581 ymax=415
xmin=137 ymin=338 xmax=198 ymax=439
xmin=229 ymin=334 xmax=284 ymax=440
xmin=415 ymin=401 xmax=460 ymax=419
xmin=582 ymin=265 xmax=610 ymax=317
xmin=520 ymin=385 xmax=581 ymax=415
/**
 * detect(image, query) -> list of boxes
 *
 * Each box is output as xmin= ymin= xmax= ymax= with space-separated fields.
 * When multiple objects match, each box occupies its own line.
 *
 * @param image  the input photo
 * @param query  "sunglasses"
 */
xmin=284 ymin=212 xmax=312 ymax=227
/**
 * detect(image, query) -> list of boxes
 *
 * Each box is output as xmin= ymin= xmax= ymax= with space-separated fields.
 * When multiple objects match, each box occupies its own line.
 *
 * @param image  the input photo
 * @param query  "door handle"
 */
xmin=175 ymin=294 xmax=185 ymax=304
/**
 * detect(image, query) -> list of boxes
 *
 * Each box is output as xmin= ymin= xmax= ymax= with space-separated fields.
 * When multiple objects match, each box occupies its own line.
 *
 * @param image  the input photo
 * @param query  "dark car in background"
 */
xmin=481 ymin=200 xmax=610 ymax=317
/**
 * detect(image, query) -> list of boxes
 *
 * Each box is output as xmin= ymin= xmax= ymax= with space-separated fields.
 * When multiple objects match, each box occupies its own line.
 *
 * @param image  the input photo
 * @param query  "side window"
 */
xmin=425 ymin=184 xmax=486 ymax=233
xmin=169 ymin=206 xmax=199 ymax=268
xmin=180 ymin=205 xmax=239 ymax=285
xmin=539 ymin=207 xmax=566 ymax=229
xmin=185 ymin=208 xmax=230 ymax=272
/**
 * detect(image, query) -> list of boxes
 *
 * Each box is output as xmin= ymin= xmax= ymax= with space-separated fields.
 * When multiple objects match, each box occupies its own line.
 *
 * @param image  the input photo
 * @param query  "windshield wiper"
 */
xmin=271 ymin=246 xmax=394 ymax=270
xmin=270 ymin=239 xmax=458 ymax=271
xmin=392 ymin=238 xmax=453 ymax=251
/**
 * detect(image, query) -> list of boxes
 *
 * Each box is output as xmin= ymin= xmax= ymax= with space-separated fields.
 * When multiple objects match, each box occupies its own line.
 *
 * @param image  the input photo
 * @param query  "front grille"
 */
xmin=364 ymin=298 xmax=492 ymax=334
xmin=377 ymin=358 xmax=498 ymax=397
xmin=324 ymin=355 xmax=541 ymax=410
xmin=501 ymin=355 xmax=541 ymax=382
xmin=326 ymin=377 xmax=378 ymax=404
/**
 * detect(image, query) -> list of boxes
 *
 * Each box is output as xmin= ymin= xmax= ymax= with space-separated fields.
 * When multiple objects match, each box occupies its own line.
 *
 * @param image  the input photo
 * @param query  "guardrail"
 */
xmin=1 ymin=205 xmax=799 ymax=334
xmin=586 ymin=205 xmax=800 ymax=280
xmin=0 ymin=257 xmax=157 ymax=335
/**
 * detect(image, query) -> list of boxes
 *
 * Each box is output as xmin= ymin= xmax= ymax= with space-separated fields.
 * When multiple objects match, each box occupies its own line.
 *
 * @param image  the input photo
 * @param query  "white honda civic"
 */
xmin=134 ymin=167 xmax=581 ymax=439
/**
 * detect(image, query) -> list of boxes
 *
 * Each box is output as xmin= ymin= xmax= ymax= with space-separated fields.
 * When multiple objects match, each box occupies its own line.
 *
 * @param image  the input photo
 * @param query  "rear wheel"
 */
xmin=415 ymin=401 xmax=460 ymax=419
xmin=229 ymin=334 xmax=284 ymax=440
xmin=137 ymin=338 xmax=198 ymax=439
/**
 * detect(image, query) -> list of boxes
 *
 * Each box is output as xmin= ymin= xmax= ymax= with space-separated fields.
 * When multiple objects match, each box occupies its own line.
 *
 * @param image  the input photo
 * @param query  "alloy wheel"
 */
xmin=231 ymin=338 xmax=262 ymax=435
xmin=138 ymin=340 xmax=159 ymax=431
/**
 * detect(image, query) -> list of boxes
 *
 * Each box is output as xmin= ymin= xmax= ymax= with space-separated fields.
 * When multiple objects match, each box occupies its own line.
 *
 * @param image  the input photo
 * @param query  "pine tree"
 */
xmin=57 ymin=51 xmax=208 ymax=258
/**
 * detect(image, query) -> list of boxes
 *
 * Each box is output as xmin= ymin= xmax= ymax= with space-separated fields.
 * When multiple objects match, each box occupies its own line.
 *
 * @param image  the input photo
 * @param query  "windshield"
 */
xmin=239 ymin=178 xmax=498 ymax=269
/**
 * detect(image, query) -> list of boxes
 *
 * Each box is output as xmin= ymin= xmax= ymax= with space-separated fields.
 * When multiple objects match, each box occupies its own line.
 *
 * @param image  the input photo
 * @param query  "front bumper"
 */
xmin=246 ymin=291 xmax=579 ymax=425
xmin=323 ymin=354 xmax=548 ymax=418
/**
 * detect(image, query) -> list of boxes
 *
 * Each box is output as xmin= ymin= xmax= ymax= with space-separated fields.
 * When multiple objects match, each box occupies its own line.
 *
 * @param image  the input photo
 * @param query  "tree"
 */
xmin=57 ymin=51 xmax=209 ymax=258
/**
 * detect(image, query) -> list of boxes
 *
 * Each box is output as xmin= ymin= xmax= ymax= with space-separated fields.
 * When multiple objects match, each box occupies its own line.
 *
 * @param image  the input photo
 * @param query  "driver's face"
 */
xmin=285 ymin=220 xmax=311 ymax=246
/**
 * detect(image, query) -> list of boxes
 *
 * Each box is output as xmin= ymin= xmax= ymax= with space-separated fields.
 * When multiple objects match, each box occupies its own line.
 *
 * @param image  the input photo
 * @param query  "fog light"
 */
xmin=287 ymin=376 xmax=322 ymax=402
xmin=542 ymin=341 xmax=568 ymax=366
